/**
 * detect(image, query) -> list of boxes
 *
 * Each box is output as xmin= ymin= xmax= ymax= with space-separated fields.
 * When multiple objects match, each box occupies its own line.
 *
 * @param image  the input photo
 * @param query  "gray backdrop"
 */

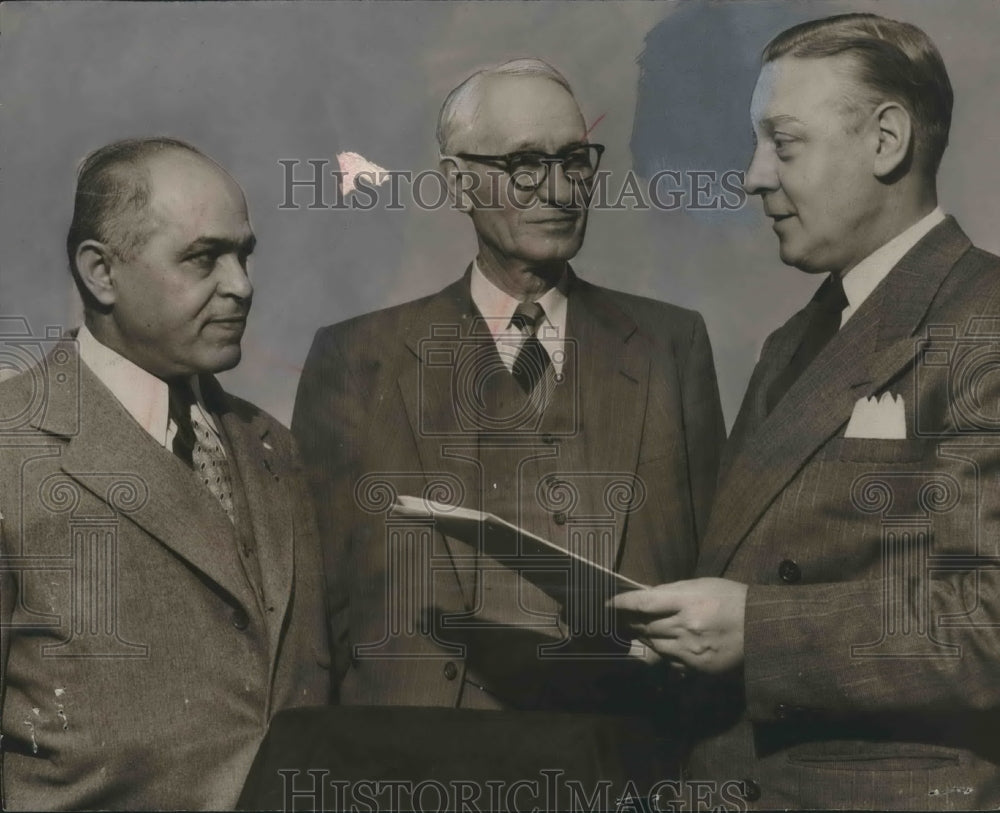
xmin=1 ymin=0 xmax=997 ymax=428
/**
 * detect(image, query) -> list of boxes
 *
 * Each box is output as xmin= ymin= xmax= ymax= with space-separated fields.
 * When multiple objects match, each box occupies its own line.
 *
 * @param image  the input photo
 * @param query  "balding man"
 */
xmin=0 ymin=138 xmax=330 ymax=809
xmin=292 ymin=59 xmax=724 ymax=710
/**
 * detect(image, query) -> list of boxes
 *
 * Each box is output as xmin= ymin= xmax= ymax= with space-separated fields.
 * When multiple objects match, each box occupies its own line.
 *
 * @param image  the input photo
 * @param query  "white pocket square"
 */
xmin=844 ymin=392 xmax=907 ymax=439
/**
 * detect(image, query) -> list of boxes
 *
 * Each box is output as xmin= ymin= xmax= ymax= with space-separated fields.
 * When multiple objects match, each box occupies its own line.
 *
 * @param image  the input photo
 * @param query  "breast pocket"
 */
xmin=786 ymin=739 xmax=961 ymax=771
xmin=818 ymin=437 xmax=930 ymax=464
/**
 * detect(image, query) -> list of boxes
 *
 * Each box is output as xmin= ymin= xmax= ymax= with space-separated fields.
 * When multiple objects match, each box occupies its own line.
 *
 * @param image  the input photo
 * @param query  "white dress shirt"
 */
xmin=840 ymin=207 xmax=946 ymax=326
xmin=469 ymin=262 xmax=570 ymax=374
xmin=77 ymin=325 xmax=223 ymax=452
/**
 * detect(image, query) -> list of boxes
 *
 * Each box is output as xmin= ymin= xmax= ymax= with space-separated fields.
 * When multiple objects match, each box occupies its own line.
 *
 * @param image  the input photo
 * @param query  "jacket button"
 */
xmin=231 ymin=608 xmax=250 ymax=630
xmin=741 ymin=779 xmax=761 ymax=802
xmin=553 ymin=512 xmax=567 ymax=525
xmin=775 ymin=703 xmax=812 ymax=720
xmin=778 ymin=559 xmax=801 ymax=583
xmin=443 ymin=661 xmax=458 ymax=680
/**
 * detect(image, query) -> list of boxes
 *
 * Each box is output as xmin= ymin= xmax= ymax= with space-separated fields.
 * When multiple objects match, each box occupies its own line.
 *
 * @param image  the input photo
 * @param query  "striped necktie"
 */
xmin=510 ymin=301 xmax=551 ymax=393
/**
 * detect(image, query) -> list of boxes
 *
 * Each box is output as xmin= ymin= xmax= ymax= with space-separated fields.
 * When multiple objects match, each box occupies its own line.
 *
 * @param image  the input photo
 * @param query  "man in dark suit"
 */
xmin=0 ymin=138 xmax=330 ymax=809
xmin=615 ymin=13 xmax=1000 ymax=810
xmin=292 ymin=59 xmax=725 ymax=710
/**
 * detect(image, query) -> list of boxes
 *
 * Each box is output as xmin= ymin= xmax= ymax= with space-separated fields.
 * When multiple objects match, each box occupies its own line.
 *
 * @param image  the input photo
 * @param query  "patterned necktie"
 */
xmin=168 ymin=380 xmax=236 ymax=524
xmin=765 ymin=273 xmax=849 ymax=414
xmin=510 ymin=301 xmax=551 ymax=393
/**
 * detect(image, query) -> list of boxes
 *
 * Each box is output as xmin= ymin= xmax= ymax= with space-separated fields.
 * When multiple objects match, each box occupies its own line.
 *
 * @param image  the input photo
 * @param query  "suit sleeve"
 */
xmin=679 ymin=313 xmax=726 ymax=544
xmin=290 ymin=326 xmax=360 ymax=694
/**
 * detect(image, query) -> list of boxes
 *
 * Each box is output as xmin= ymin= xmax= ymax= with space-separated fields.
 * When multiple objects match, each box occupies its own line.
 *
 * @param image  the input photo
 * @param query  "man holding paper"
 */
xmin=615 ymin=13 xmax=1000 ymax=809
xmin=293 ymin=59 xmax=725 ymax=710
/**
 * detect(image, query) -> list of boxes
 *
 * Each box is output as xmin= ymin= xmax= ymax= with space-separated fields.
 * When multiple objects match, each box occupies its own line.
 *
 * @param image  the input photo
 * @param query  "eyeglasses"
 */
xmin=450 ymin=144 xmax=605 ymax=191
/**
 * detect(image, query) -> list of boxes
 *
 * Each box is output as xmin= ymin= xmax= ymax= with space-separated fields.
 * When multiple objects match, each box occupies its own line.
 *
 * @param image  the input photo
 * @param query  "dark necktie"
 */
xmin=167 ymin=379 xmax=236 ymax=523
xmin=765 ymin=274 xmax=849 ymax=414
xmin=168 ymin=380 xmax=198 ymax=466
xmin=510 ymin=301 xmax=551 ymax=394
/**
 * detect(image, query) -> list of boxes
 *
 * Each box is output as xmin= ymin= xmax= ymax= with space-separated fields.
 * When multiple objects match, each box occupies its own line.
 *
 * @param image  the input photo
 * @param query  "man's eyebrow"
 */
xmin=183 ymin=234 xmax=257 ymax=254
xmin=760 ymin=114 xmax=805 ymax=131
xmin=503 ymin=139 xmax=587 ymax=154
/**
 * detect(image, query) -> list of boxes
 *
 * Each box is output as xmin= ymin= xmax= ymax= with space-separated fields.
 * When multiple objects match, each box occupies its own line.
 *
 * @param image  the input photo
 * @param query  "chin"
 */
xmin=523 ymin=237 xmax=584 ymax=264
xmin=778 ymin=242 xmax=815 ymax=274
xmin=200 ymin=345 xmax=243 ymax=375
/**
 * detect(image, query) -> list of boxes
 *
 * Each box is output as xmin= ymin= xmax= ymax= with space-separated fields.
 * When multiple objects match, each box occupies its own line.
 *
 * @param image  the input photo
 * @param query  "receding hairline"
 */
xmin=437 ymin=59 xmax=579 ymax=154
xmin=758 ymin=12 xmax=953 ymax=174
xmin=758 ymin=52 xmax=882 ymax=124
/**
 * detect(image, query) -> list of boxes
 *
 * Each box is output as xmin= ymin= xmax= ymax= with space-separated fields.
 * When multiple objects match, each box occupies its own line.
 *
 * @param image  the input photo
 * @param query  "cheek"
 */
xmin=476 ymin=207 xmax=521 ymax=247
xmin=785 ymin=160 xmax=858 ymax=223
xmin=145 ymin=279 xmax=215 ymax=332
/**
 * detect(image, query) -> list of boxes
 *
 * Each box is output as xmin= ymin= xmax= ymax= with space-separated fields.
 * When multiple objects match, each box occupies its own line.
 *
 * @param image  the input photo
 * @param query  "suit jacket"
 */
xmin=0 ymin=343 xmax=331 ymax=810
xmin=292 ymin=268 xmax=725 ymax=710
xmin=688 ymin=217 xmax=1000 ymax=810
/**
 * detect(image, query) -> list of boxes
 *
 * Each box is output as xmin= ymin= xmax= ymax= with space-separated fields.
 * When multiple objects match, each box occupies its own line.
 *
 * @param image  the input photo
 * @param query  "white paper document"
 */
xmin=391 ymin=495 xmax=648 ymax=604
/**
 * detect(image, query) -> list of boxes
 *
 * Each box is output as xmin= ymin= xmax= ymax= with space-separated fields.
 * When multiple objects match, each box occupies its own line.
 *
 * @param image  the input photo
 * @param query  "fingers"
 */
xmin=626 ymin=615 xmax=686 ymax=641
xmin=627 ymin=637 xmax=661 ymax=664
xmin=610 ymin=583 xmax=683 ymax=616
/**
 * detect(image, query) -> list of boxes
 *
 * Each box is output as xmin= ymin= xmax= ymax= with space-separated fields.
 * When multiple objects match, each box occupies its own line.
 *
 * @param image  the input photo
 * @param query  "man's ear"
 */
xmin=872 ymin=101 xmax=913 ymax=179
xmin=439 ymin=157 xmax=476 ymax=214
xmin=74 ymin=240 xmax=118 ymax=307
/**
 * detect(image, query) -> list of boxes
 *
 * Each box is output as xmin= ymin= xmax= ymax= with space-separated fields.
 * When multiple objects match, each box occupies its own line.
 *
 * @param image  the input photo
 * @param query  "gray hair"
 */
xmin=436 ymin=58 xmax=575 ymax=154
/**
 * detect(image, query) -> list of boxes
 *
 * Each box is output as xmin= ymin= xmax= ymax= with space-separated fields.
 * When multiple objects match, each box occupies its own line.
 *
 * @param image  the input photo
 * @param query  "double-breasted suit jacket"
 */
xmin=688 ymin=218 xmax=1000 ymax=810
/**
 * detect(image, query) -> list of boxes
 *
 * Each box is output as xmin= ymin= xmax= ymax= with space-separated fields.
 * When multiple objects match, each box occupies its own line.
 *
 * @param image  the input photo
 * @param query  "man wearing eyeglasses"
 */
xmin=292 ymin=59 xmax=725 ymax=711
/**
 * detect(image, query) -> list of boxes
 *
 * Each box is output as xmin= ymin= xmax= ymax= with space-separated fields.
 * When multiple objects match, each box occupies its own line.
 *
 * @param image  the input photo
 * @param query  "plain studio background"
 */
xmin=1 ymin=0 xmax=996 ymax=428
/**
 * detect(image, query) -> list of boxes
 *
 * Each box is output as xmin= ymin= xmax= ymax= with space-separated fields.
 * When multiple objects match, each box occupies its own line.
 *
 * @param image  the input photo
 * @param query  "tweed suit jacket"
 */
xmin=687 ymin=218 xmax=1000 ymax=810
xmin=292 ymin=269 xmax=725 ymax=709
xmin=0 ymin=343 xmax=331 ymax=810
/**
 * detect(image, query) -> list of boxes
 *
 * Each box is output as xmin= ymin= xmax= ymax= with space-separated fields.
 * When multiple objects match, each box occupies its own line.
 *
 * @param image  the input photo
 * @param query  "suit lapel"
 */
xmin=700 ymin=218 xmax=973 ymax=575
xmin=33 ymin=347 xmax=257 ymax=611
xmin=394 ymin=270 xmax=654 ymax=593
xmin=206 ymin=377 xmax=293 ymax=653
xmin=718 ymin=304 xmax=814 ymax=482
xmin=565 ymin=276 xmax=650 ymax=568
xmin=397 ymin=275 xmax=483 ymax=608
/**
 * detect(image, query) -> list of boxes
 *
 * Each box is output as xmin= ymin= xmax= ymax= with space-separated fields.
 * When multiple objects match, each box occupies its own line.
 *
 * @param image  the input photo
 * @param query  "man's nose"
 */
xmin=216 ymin=254 xmax=254 ymax=301
xmin=536 ymin=161 xmax=579 ymax=207
xmin=743 ymin=144 xmax=779 ymax=196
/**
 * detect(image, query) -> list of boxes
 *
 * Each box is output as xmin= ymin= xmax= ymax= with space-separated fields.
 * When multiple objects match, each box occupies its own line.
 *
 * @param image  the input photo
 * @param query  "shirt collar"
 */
xmin=469 ymin=261 xmax=569 ymax=339
xmin=469 ymin=261 xmax=570 ymax=374
xmin=77 ymin=325 xmax=215 ymax=449
xmin=78 ymin=324 xmax=172 ymax=447
xmin=840 ymin=207 xmax=946 ymax=324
